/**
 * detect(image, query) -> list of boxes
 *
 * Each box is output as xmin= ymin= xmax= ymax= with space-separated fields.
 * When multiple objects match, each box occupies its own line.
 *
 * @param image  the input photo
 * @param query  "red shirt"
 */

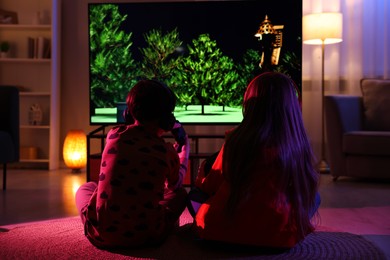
xmin=84 ymin=125 xmax=180 ymax=248
xmin=194 ymin=145 xmax=305 ymax=248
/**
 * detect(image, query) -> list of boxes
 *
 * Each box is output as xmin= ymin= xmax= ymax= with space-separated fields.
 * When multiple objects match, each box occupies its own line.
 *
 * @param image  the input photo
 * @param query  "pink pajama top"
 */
xmin=83 ymin=125 xmax=180 ymax=248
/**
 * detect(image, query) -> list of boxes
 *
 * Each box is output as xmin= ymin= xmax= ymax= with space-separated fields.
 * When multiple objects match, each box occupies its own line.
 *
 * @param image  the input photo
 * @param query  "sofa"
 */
xmin=324 ymin=78 xmax=390 ymax=180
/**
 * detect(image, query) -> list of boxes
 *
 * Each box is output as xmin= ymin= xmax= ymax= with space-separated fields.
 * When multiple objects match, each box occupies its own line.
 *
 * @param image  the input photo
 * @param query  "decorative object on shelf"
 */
xmin=0 ymin=9 xmax=18 ymax=24
xmin=32 ymin=11 xmax=42 ymax=25
xmin=63 ymin=130 xmax=87 ymax=173
xmin=28 ymin=103 xmax=43 ymax=125
xmin=20 ymin=146 xmax=38 ymax=160
xmin=40 ymin=10 xmax=51 ymax=25
xmin=303 ymin=12 xmax=343 ymax=173
xmin=27 ymin=37 xmax=51 ymax=59
xmin=0 ymin=41 xmax=10 ymax=58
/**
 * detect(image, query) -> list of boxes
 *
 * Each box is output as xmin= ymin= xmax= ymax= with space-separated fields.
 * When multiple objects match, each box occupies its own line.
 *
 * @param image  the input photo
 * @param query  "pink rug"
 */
xmin=0 ymin=209 xmax=386 ymax=259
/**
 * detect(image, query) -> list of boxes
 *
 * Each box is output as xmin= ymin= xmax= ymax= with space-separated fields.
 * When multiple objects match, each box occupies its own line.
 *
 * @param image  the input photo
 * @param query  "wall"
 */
xmin=61 ymin=0 xmax=322 ymax=164
xmin=61 ymin=0 xmax=90 ymax=152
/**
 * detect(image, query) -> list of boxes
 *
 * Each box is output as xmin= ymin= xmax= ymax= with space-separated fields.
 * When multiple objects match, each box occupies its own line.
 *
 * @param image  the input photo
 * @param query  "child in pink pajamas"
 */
xmin=76 ymin=80 xmax=189 ymax=248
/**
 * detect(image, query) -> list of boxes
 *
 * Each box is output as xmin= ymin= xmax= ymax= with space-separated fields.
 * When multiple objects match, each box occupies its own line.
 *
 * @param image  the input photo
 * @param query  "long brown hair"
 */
xmin=222 ymin=72 xmax=319 ymax=239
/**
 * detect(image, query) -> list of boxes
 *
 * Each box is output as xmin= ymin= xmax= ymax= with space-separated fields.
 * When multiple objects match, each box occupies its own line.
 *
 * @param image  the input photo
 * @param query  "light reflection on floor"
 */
xmin=0 ymin=168 xmax=86 ymax=225
xmin=62 ymin=173 xmax=83 ymax=216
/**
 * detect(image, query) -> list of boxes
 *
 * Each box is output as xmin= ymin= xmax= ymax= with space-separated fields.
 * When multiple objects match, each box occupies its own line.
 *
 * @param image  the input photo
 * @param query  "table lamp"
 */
xmin=63 ymin=129 xmax=87 ymax=173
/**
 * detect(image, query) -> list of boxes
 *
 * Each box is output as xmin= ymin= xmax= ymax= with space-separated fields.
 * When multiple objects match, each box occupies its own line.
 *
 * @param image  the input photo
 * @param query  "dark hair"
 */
xmin=222 ymin=72 xmax=319 ymax=240
xmin=126 ymin=80 xmax=176 ymax=130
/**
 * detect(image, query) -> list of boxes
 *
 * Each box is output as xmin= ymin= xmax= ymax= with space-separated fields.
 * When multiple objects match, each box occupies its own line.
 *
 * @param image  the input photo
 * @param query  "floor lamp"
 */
xmin=303 ymin=12 xmax=343 ymax=173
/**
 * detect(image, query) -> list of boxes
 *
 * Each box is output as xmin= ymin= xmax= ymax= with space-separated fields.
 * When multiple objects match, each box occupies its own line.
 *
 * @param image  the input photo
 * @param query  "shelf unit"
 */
xmin=0 ymin=0 xmax=60 ymax=170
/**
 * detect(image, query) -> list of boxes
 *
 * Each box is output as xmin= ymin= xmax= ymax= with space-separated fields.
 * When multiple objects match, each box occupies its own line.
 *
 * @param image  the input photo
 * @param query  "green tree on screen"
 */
xmin=237 ymin=49 xmax=262 ymax=87
xmin=139 ymin=28 xmax=183 ymax=82
xmin=211 ymin=59 xmax=241 ymax=111
xmin=89 ymin=4 xmax=137 ymax=109
xmin=175 ymin=34 xmax=240 ymax=114
xmin=231 ymin=49 xmax=263 ymax=106
xmin=274 ymin=50 xmax=302 ymax=92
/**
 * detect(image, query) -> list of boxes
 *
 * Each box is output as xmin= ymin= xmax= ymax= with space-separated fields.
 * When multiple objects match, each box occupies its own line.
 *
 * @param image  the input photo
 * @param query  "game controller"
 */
xmin=171 ymin=121 xmax=186 ymax=152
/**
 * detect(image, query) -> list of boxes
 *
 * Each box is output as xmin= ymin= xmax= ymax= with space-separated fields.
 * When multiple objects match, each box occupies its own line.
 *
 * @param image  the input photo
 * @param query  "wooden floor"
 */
xmin=1 ymin=168 xmax=390 ymax=258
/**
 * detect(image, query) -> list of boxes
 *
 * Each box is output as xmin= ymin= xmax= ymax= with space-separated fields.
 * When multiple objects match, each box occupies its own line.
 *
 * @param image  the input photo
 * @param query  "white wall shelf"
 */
xmin=20 ymin=125 xmax=50 ymax=129
xmin=20 ymin=92 xmax=51 ymax=96
xmin=0 ymin=0 xmax=61 ymax=170
xmin=0 ymin=24 xmax=51 ymax=30
xmin=0 ymin=58 xmax=51 ymax=63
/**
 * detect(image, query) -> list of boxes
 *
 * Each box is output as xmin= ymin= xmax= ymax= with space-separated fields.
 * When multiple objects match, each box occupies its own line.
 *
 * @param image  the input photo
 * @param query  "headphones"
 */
xmin=123 ymin=80 xmax=177 ymax=131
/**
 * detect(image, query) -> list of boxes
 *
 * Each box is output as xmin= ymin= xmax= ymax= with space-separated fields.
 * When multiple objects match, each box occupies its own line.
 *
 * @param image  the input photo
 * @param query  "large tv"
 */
xmin=88 ymin=0 xmax=302 ymax=125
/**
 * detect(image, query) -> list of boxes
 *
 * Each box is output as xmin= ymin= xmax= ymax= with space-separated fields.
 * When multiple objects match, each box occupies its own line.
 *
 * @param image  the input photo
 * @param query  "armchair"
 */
xmin=0 ymin=86 xmax=19 ymax=190
xmin=324 ymin=78 xmax=390 ymax=180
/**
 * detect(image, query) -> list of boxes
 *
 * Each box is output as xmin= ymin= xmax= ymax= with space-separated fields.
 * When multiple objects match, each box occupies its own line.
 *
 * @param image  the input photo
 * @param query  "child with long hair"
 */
xmin=189 ymin=72 xmax=320 ymax=248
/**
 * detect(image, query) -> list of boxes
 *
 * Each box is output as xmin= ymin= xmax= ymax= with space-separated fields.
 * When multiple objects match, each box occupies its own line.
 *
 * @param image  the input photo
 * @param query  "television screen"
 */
xmin=88 ymin=0 xmax=302 ymax=125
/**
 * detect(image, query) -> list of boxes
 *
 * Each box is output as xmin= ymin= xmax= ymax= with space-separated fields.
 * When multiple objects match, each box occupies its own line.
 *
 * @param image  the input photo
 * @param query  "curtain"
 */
xmin=302 ymin=0 xmax=390 ymax=158
xmin=361 ymin=0 xmax=390 ymax=79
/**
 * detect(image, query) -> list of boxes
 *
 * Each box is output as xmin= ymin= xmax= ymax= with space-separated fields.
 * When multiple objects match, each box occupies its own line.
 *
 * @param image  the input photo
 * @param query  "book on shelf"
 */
xmin=27 ymin=37 xmax=51 ymax=59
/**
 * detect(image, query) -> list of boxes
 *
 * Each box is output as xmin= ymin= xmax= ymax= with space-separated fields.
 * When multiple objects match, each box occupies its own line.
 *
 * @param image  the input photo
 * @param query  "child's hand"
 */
xmin=178 ymin=134 xmax=190 ymax=165
xmin=171 ymin=121 xmax=186 ymax=152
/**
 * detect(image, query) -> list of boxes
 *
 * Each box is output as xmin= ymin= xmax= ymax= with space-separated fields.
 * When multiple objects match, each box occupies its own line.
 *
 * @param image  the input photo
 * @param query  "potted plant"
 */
xmin=0 ymin=41 xmax=10 ymax=58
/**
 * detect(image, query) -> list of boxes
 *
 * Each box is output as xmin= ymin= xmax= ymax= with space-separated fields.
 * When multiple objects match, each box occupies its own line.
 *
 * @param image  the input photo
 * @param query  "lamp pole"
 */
xmin=317 ymin=40 xmax=330 ymax=173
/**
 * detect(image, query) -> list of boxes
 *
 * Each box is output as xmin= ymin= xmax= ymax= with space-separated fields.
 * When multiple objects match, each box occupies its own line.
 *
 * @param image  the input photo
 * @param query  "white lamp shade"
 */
xmin=303 ymin=12 xmax=343 ymax=45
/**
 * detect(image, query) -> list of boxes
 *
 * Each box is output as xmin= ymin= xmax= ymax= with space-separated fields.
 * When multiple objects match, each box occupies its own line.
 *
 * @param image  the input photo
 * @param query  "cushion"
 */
xmin=343 ymin=131 xmax=390 ymax=156
xmin=360 ymin=78 xmax=390 ymax=131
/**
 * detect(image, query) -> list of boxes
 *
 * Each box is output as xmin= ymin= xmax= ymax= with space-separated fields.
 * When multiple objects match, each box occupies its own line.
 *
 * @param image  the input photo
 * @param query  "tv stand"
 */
xmin=87 ymin=126 xmax=225 ymax=187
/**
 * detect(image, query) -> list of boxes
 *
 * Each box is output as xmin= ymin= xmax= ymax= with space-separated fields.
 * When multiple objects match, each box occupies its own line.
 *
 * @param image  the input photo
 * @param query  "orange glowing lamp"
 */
xmin=63 ymin=129 xmax=87 ymax=172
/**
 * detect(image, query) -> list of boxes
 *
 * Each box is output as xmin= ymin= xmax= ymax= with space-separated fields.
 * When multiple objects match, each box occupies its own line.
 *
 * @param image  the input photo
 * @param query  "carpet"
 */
xmin=0 ymin=209 xmax=386 ymax=260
